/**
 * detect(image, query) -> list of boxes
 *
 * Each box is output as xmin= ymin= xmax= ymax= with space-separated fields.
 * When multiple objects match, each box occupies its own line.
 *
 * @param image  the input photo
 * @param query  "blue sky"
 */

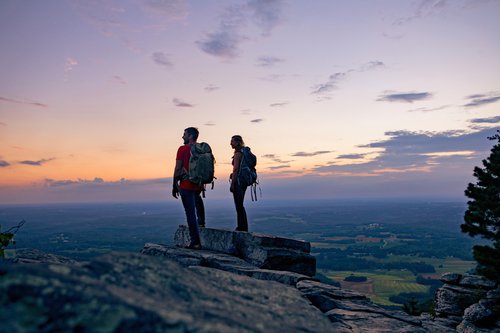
xmin=0 ymin=0 xmax=499 ymax=204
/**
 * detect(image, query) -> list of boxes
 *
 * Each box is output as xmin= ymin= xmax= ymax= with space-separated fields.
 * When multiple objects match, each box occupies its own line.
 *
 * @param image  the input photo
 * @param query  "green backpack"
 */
xmin=187 ymin=142 xmax=215 ymax=187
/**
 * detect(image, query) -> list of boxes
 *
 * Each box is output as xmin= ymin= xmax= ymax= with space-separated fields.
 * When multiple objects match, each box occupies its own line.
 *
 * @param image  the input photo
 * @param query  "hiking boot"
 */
xmin=187 ymin=243 xmax=202 ymax=250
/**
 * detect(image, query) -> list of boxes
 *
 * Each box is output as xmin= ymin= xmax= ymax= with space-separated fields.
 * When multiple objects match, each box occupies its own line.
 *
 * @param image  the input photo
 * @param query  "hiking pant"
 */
xmin=180 ymin=189 xmax=203 ymax=245
xmin=233 ymin=185 xmax=248 ymax=231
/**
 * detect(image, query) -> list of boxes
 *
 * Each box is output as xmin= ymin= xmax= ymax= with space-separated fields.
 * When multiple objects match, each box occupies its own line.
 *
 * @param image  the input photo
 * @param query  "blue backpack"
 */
xmin=238 ymin=147 xmax=260 ymax=200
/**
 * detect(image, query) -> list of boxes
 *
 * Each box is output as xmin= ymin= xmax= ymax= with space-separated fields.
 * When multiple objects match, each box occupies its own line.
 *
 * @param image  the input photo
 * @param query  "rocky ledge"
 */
xmin=174 ymin=225 xmax=316 ymax=276
xmin=435 ymin=272 xmax=500 ymax=332
xmin=1 ymin=227 xmax=497 ymax=332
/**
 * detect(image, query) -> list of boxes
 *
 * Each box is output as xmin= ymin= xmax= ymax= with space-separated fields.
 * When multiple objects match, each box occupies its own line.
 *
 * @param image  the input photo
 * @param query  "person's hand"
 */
xmin=172 ymin=186 xmax=179 ymax=199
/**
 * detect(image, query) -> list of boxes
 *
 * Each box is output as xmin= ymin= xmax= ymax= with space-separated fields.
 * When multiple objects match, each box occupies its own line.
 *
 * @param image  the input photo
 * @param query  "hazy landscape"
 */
xmin=0 ymin=199 xmax=479 ymax=308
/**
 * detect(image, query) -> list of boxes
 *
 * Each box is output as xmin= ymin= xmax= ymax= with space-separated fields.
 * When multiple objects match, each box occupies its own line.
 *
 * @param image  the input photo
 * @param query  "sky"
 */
xmin=0 ymin=0 xmax=499 ymax=204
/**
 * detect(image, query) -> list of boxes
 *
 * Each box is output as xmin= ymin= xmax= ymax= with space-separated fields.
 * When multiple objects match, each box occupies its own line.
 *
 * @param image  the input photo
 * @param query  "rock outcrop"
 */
xmin=2 ymin=226 xmax=495 ymax=332
xmin=147 ymin=227 xmax=462 ymax=332
xmin=174 ymin=225 xmax=316 ymax=276
xmin=1 ymin=251 xmax=333 ymax=333
xmin=434 ymin=272 xmax=500 ymax=332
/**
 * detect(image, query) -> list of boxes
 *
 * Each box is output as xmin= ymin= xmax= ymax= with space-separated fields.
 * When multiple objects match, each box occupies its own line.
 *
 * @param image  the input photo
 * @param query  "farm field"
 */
xmin=325 ymin=269 xmax=428 ymax=306
xmin=322 ymin=256 xmax=476 ymax=306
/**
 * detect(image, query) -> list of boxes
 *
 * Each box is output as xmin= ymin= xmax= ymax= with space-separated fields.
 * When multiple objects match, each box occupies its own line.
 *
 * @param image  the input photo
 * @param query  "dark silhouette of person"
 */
xmin=172 ymin=127 xmax=205 ymax=249
xmin=230 ymin=135 xmax=248 ymax=232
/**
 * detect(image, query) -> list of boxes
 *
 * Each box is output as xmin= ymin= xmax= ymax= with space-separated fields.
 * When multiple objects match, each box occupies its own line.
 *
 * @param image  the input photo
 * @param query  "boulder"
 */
xmin=174 ymin=226 xmax=316 ymax=276
xmin=435 ymin=284 xmax=488 ymax=318
xmin=457 ymin=287 xmax=500 ymax=333
xmin=296 ymin=279 xmax=437 ymax=332
xmin=435 ymin=272 xmax=499 ymax=331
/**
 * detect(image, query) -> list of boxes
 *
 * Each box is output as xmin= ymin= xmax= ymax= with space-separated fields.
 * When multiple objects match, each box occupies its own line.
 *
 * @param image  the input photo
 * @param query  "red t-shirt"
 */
xmin=176 ymin=144 xmax=203 ymax=191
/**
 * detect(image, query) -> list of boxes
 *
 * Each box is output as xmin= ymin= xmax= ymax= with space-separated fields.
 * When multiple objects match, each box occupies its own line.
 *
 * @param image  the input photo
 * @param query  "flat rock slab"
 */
xmin=174 ymin=226 xmax=316 ymax=276
xmin=141 ymin=243 xmax=312 ymax=286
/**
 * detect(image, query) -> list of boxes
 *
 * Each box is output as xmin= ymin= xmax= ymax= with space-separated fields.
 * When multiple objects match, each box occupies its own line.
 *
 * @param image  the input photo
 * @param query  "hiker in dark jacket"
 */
xmin=172 ymin=127 xmax=205 ymax=249
xmin=230 ymin=135 xmax=248 ymax=232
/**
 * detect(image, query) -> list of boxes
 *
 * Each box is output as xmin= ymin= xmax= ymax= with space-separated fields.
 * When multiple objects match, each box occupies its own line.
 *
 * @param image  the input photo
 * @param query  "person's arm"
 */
xmin=172 ymin=159 xmax=183 ymax=198
xmin=230 ymin=152 xmax=242 ymax=192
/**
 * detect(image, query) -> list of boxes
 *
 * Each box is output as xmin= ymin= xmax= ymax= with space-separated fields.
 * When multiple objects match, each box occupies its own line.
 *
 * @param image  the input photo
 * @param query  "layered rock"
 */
xmin=3 ymin=228 xmax=489 ymax=333
xmin=146 ymin=228 xmax=457 ymax=332
xmin=0 ymin=251 xmax=333 ymax=333
xmin=142 ymin=243 xmax=453 ymax=332
xmin=174 ymin=225 xmax=316 ymax=276
xmin=435 ymin=272 xmax=500 ymax=332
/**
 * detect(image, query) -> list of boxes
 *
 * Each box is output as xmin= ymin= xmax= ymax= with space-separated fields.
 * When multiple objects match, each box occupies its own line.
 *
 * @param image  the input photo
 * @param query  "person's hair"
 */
xmin=185 ymin=127 xmax=199 ymax=141
xmin=232 ymin=135 xmax=245 ymax=149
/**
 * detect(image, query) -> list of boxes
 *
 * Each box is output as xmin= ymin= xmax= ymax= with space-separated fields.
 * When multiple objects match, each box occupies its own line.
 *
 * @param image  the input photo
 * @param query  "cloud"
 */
xmin=408 ymin=105 xmax=450 ymax=112
xmin=312 ymin=61 xmax=384 ymax=97
xmin=270 ymin=102 xmax=288 ymax=107
xmin=204 ymin=121 xmax=216 ymax=126
xmin=359 ymin=61 xmax=385 ymax=71
xmin=112 ymin=75 xmax=127 ymax=84
xmin=48 ymin=177 xmax=170 ymax=187
xmin=377 ymin=91 xmax=432 ymax=103
xmin=269 ymin=164 xmax=290 ymax=170
xmin=394 ymin=0 xmax=450 ymax=25
xmin=0 ymin=96 xmax=48 ymax=108
xmin=0 ymin=122 xmax=6 ymax=126
xmin=143 ymin=0 xmax=189 ymax=20
xmin=64 ymin=57 xmax=78 ymax=73
xmin=197 ymin=31 xmax=242 ymax=58
xmin=292 ymin=151 xmax=332 ymax=157
xmin=173 ymin=98 xmax=194 ymax=107
xmin=393 ymin=0 xmax=498 ymax=27
xmin=337 ymin=154 xmax=366 ymax=159
xmin=251 ymin=118 xmax=264 ymax=123
xmin=312 ymin=73 xmax=346 ymax=95
xmin=18 ymin=158 xmax=55 ymax=166
xmin=257 ymin=55 xmax=284 ymax=67
xmin=464 ymin=92 xmax=500 ymax=108
xmin=152 ymin=52 xmax=173 ymax=67
xmin=247 ymin=0 xmax=284 ymax=35
xmin=469 ymin=116 xmax=500 ymax=124
xmin=196 ymin=0 xmax=284 ymax=58
xmin=262 ymin=154 xmax=292 ymax=164
xmin=0 ymin=160 xmax=10 ymax=167
xmin=205 ymin=84 xmax=220 ymax=92
xmin=314 ymin=127 xmax=499 ymax=176
xmin=43 ymin=177 xmax=134 ymax=187
xmin=72 ymin=1 xmax=188 ymax=48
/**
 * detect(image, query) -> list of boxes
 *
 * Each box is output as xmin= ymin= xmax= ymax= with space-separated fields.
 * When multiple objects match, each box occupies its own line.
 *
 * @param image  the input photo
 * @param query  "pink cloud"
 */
xmin=0 ymin=96 xmax=48 ymax=108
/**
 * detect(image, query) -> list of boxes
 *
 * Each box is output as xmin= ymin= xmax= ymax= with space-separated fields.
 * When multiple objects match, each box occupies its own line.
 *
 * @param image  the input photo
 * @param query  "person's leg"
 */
xmin=233 ymin=185 xmax=248 ymax=231
xmin=180 ymin=189 xmax=201 ymax=246
xmin=195 ymin=192 xmax=205 ymax=227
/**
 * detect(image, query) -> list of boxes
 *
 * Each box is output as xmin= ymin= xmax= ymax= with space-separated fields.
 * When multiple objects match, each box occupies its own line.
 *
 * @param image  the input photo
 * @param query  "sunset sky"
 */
xmin=1 ymin=0 xmax=499 ymax=204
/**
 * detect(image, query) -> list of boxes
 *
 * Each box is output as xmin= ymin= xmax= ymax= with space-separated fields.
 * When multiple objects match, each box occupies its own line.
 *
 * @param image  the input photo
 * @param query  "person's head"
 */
xmin=230 ymin=135 xmax=245 ymax=150
xmin=183 ymin=127 xmax=199 ymax=144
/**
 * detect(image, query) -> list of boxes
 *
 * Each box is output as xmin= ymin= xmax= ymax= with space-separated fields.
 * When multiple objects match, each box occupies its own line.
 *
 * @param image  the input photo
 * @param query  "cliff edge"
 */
xmin=1 ymin=227 xmax=498 ymax=332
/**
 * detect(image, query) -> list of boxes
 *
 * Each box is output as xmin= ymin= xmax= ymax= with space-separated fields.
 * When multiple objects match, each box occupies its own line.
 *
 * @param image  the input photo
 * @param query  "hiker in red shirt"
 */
xmin=172 ymin=127 xmax=205 ymax=249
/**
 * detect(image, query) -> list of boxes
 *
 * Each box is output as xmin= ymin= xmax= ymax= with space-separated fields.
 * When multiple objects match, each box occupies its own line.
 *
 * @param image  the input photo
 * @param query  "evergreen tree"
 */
xmin=403 ymin=297 xmax=422 ymax=316
xmin=461 ymin=130 xmax=500 ymax=281
xmin=0 ymin=225 xmax=14 ymax=259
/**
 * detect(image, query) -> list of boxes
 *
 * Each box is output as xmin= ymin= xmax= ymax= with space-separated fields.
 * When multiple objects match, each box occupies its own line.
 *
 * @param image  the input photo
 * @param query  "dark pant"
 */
xmin=180 ymin=189 xmax=204 ymax=245
xmin=232 ymin=185 xmax=248 ymax=231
